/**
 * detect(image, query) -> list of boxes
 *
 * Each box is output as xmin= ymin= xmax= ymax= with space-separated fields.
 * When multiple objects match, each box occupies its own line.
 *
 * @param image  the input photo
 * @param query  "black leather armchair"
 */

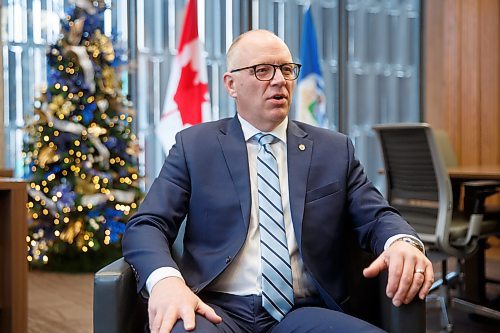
xmin=94 ymin=239 xmax=425 ymax=333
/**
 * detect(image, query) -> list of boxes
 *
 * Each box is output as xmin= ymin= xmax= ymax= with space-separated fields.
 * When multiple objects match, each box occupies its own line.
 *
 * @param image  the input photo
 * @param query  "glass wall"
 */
xmin=2 ymin=0 xmax=420 ymax=190
xmin=345 ymin=0 xmax=421 ymax=187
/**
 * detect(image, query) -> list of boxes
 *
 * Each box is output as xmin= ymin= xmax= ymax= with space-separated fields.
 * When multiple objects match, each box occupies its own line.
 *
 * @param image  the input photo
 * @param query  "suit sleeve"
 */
xmin=122 ymin=131 xmax=190 ymax=292
xmin=344 ymin=137 xmax=419 ymax=256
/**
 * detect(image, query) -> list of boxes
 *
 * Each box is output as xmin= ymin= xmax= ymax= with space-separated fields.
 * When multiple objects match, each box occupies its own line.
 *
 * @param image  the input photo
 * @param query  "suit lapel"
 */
xmin=217 ymin=116 xmax=251 ymax=228
xmin=287 ymin=121 xmax=313 ymax=250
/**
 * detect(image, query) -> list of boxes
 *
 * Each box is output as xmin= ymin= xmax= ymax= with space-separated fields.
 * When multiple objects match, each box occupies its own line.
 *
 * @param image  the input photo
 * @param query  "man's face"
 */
xmin=224 ymin=32 xmax=295 ymax=132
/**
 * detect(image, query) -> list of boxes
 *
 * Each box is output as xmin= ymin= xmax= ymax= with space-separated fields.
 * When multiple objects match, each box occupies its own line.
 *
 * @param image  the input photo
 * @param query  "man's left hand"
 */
xmin=363 ymin=241 xmax=434 ymax=307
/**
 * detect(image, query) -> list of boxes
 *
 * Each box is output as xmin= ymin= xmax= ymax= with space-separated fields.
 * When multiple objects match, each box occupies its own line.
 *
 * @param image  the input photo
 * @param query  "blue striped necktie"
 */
xmin=254 ymin=133 xmax=294 ymax=321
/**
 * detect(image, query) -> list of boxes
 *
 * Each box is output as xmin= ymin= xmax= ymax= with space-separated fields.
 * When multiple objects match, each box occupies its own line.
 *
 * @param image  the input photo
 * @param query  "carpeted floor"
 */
xmin=28 ymin=240 xmax=500 ymax=333
xmin=28 ymin=271 xmax=93 ymax=333
xmin=425 ymin=257 xmax=500 ymax=332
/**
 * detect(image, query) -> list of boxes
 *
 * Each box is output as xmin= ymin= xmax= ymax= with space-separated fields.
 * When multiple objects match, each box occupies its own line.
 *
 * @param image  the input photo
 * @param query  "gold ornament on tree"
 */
xmin=59 ymin=220 xmax=83 ymax=244
xmin=49 ymin=95 xmax=76 ymax=118
xmin=100 ymin=67 xmax=119 ymax=95
xmin=75 ymin=177 xmax=100 ymax=195
xmin=37 ymin=147 xmax=60 ymax=168
xmin=87 ymin=124 xmax=107 ymax=137
xmin=90 ymin=30 xmax=115 ymax=63
xmin=67 ymin=17 xmax=86 ymax=45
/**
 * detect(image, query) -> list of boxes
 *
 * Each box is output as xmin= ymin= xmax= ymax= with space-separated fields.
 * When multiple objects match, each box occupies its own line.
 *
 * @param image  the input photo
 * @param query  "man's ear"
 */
xmin=223 ymin=73 xmax=237 ymax=98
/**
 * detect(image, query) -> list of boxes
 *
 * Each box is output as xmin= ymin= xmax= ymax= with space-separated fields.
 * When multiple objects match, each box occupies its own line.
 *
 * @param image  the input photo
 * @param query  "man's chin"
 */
xmin=267 ymin=105 xmax=290 ymax=115
xmin=268 ymin=111 xmax=289 ymax=127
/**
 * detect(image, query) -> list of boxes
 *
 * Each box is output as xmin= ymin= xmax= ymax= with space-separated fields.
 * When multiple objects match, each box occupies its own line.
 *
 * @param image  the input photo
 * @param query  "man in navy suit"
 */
xmin=123 ymin=30 xmax=434 ymax=333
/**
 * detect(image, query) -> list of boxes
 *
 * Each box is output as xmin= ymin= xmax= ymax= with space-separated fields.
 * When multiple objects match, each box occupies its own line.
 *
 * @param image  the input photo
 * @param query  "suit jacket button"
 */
xmin=225 ymin=256 xmax=232 ymax=264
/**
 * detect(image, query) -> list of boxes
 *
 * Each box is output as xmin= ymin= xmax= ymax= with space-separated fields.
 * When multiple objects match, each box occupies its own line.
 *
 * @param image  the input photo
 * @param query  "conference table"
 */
xmin=447 ymin=164 xmax=500 ymax=305
xmin=448 ymin=164 xmax=500 ymax=180
xmin=448 ymin=164 xmax=500 ymax=213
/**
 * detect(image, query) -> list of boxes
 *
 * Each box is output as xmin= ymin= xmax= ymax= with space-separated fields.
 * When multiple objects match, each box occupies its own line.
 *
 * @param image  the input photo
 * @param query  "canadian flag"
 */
xmin=156 ymin=0 xmax=211 ymax=155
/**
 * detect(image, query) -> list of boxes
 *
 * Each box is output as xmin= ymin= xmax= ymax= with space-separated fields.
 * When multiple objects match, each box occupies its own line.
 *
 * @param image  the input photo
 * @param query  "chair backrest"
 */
xmin=433 ymin=129 xmax=458 ymax=168
xmin=372 ymin=123 xmax=460 ymax=256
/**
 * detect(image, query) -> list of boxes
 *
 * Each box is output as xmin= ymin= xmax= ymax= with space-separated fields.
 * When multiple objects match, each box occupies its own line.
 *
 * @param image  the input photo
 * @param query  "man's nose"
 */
xmin=271 ymin=68 xmax=286 ymax=84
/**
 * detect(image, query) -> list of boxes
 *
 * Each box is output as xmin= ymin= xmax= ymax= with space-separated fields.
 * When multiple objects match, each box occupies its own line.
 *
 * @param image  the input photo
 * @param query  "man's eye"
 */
xmin=256 ymin=67 xmax=270 ymax=73
xmin=281 ymin=66 xmax=293 ymax=74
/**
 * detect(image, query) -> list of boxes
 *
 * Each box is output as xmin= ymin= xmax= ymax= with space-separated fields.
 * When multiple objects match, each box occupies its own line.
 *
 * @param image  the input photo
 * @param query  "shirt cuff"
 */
xmin=146 ymin=267 xmax=184 ymax=295
xmin=384 ymin=234 xmax=425 ymax=253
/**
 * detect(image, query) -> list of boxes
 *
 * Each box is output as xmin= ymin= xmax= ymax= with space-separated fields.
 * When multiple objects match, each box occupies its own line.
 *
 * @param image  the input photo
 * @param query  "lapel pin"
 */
xmin=298 ymin=144 xmax=306 ymax=151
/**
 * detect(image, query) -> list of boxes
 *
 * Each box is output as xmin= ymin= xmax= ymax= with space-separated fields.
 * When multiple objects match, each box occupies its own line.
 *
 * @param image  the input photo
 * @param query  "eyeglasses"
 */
xmin=230 ymin=63 xmax=302 ymax=81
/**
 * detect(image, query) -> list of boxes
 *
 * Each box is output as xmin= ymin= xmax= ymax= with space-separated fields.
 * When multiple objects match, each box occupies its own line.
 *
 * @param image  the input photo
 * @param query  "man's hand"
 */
xmin=362 ymin=241 xmax=434 ymax=307
xmin=148 ymin=277 xmax=222 ymax=333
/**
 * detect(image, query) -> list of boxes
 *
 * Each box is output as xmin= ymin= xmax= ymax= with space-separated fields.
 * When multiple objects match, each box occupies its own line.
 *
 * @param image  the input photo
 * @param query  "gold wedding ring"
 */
xmin=414 ymin=268 xmax=425 ymax=275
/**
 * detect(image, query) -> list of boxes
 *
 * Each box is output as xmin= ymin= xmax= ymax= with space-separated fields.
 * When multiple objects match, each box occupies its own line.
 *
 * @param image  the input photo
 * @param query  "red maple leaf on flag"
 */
xmin=156 ymin=0 xmax=211 ymax=155
xmin=174 ymin=61 xmax=209 ymax=125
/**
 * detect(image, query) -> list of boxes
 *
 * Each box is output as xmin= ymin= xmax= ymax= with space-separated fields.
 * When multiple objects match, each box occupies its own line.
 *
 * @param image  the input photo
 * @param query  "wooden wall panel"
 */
xmin=423 ymin=0 xmax=444 ymax=129
xmin=460 ymin=0 xmax=481 ymax=166
xmin=442 ymin=0 xmax=462 ymax=161
xmin=480 ymin=0 xmax=500 ymax=165
xmin=425 ymin=0 xmax=500 ymax=168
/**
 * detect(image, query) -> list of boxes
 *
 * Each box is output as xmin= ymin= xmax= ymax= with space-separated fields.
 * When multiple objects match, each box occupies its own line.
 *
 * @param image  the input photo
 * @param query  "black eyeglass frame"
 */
xmin=230 ymin=63 xmax=302 ymax=81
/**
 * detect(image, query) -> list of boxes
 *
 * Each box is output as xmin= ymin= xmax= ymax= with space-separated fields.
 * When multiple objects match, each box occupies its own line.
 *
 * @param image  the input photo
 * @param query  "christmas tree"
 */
xmin=23 ymin=0 xmax=142 ymax=271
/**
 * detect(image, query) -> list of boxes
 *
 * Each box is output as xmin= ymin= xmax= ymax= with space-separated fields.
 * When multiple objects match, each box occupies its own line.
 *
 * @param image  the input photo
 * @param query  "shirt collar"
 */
xmin=238 ymin=114 xmax=288 ymax=144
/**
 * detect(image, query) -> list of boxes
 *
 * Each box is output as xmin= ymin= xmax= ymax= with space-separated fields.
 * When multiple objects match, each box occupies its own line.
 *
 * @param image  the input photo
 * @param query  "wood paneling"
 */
xmin=460 ymin=0 xmax=481 ymax=166
xmin=424 ymin=0 xmax=500 ymax=167
xmin=480 ymin=0 xmax=500 ymax=165
xmin=444 ymin=0 xmax=462 ymax=162
xmin=423 ymin=0 xmax=444 ymax=129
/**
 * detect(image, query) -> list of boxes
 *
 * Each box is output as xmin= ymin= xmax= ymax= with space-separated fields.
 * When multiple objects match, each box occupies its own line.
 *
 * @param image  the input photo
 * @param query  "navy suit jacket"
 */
xmin=122 ymin=116 xmax=418 ymax=310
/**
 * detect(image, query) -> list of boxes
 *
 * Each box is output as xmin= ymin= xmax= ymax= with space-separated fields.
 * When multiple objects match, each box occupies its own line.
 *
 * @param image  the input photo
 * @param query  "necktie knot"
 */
xmin=254 ymin=133 xmax=279 ymax=147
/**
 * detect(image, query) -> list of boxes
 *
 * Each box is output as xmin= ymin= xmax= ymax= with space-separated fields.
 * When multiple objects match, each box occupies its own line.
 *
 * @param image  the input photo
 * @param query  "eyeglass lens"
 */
xmin=254 ymin=64 xmax=299 ymax=81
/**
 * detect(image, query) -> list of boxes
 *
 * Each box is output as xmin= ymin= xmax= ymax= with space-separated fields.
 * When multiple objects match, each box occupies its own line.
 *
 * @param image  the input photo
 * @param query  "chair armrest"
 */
xmin=455 ymin=180 xmax=500 ymax=251
xmin=344 ymin=247 xmax=426 ymax=333
xmin=377 ymin=271 xmax=426 ymax=333
xmin=93 ymin=257 xmax=147 ymax=333
xmin=463 ymin=180 xmax=500 ymax=214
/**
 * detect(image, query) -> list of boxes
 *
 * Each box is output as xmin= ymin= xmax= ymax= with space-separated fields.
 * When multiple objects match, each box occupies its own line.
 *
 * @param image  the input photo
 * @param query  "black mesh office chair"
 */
xmin=373 ymin=123 xmax=500 ymax=332
xmin=94 ymin=223 xmax=426 ymax=333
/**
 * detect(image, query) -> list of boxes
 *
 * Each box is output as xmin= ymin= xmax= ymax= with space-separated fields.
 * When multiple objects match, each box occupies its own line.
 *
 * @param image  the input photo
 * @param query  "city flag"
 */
xmin=156 ymin=0 xmax=211 ymax=155
xmin=296 ymin=6 xmax=327 ymax=127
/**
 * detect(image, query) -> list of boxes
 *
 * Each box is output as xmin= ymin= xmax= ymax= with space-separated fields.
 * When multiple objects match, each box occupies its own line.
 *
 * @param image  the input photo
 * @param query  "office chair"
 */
xmin=94 ymin=223 xmax=426 ymax=333
xmin=373 ymin=123 xmax=500 ymax=332
xmin=433 ymin=129 xmax=458 ymax=169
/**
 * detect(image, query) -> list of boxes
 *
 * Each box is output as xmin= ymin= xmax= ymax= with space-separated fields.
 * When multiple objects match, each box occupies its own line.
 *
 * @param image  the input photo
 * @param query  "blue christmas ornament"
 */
xmin=87 ymin=209 xmax=101 ymax=218
xmin=106 ymin=220 xmax=126 ymax=243
xmin=104 ymin=207 xmax=124 ymax=219
xmin=104 ymin=136 xmax=118 ymax=149
xmin=51 ymin=183 xmax=76 ymax=210
xmin=81 ymin=102 xmax=97 ymax=124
